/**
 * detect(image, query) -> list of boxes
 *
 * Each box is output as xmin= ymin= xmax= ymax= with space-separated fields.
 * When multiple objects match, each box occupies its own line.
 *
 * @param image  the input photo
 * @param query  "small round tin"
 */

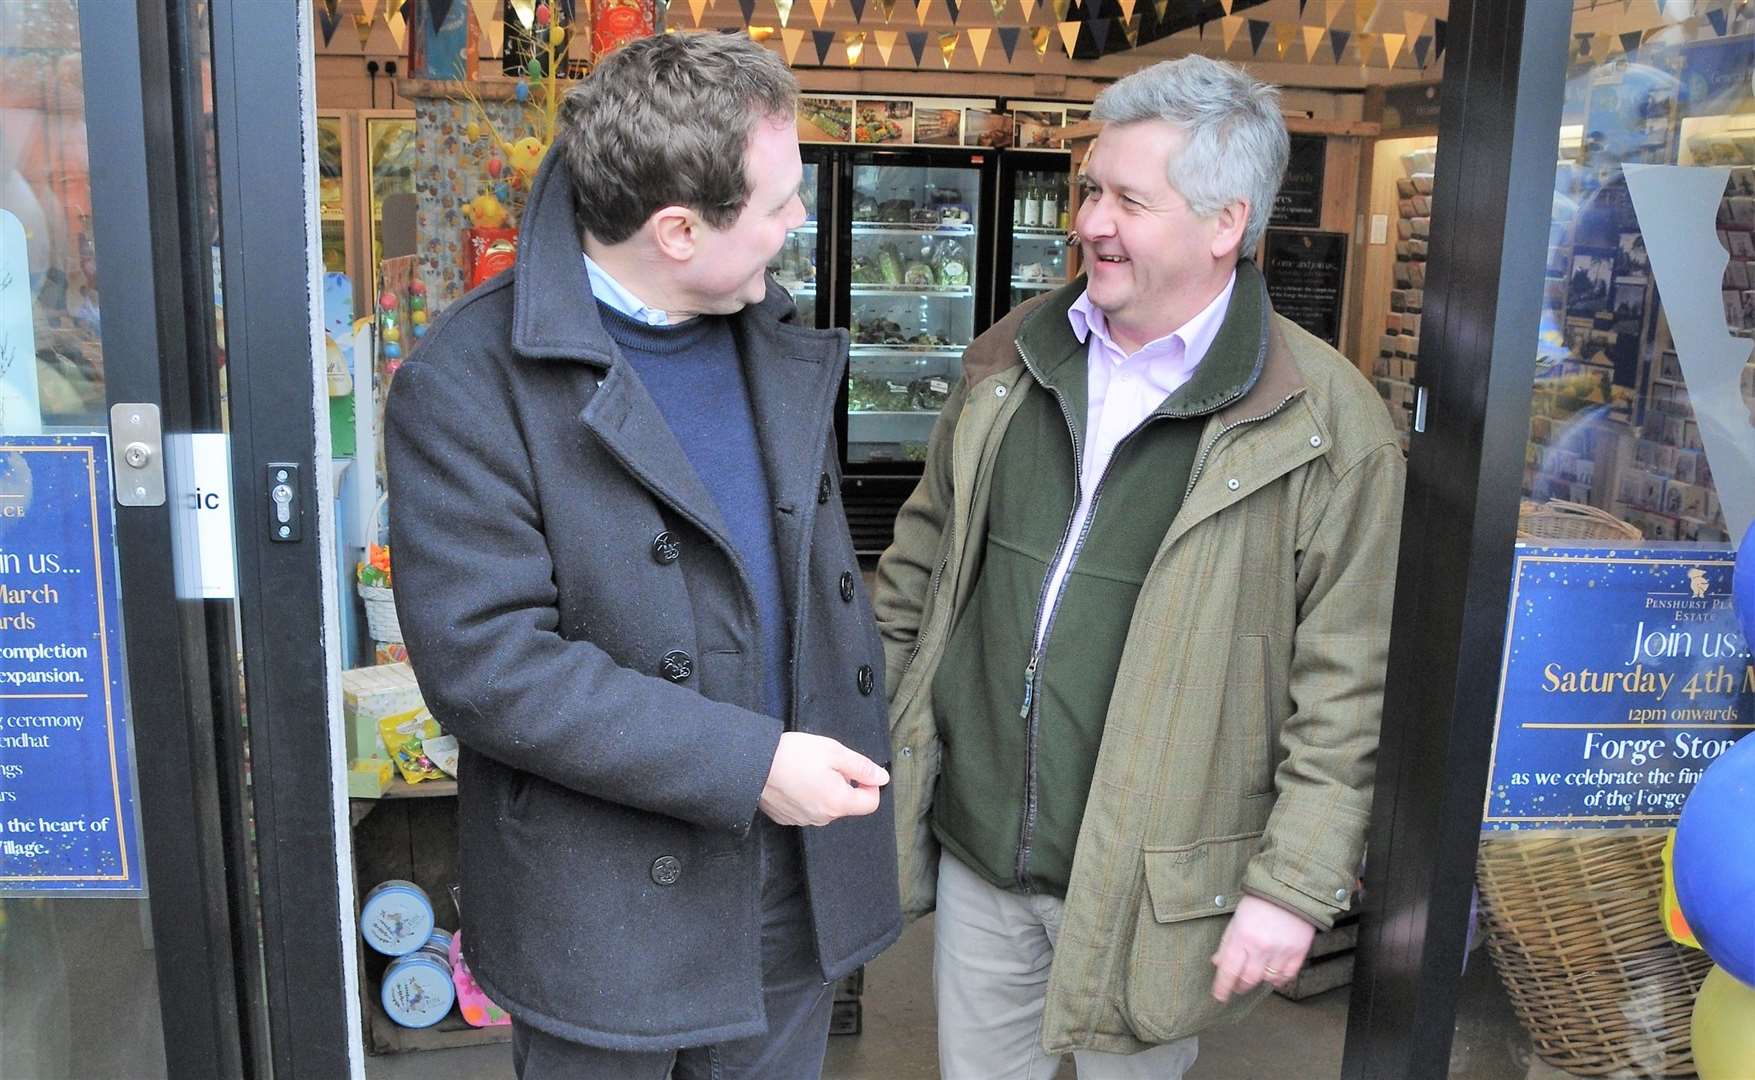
xmin=359 ymin=879 xmax=434 ymax=957
xmin=381 ymin=952 xmax=456 ymax=1028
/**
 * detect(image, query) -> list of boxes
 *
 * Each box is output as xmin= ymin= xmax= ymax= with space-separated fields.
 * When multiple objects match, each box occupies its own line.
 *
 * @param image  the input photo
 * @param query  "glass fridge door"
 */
xmin=317 ymin=115 xmax=347 ymax=275
xmin=1007 ymin=162 xmax=1070 ymax=312
xmin=767 ymin=157 xmax=824 ymax=327
xmin=846 ymin=159 xmax=981 ymax=465
xmin=364 ymin=114 xmax=416 ymax=303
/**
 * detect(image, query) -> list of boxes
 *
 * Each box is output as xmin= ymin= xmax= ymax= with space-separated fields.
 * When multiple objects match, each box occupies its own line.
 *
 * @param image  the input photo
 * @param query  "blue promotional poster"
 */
xmin=1484 ymin=546 xmax=1755 ymax=831
xmin=0 ymin=436 xmax=142 ymax=892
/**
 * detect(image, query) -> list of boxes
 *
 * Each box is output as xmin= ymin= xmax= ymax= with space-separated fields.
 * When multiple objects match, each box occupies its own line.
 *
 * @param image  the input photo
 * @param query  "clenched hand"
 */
xmin=1210 ymin=895 xmax=1317 ymax=1002
xmin=759 ymin=732 xmax=890 ymax=827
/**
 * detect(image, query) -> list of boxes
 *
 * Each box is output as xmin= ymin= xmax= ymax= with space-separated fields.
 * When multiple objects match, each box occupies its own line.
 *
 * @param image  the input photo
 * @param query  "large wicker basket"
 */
xmin=1473 ymin=502 xmax=1711 ymax=1076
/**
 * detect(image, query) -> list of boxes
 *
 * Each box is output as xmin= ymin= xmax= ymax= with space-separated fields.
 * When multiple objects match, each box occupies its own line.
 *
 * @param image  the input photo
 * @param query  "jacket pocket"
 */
xmin=1228 ymin=634 xmax=1273 ymax=798
xmin=1121 ymin=832 xmax=1264 ymax=1043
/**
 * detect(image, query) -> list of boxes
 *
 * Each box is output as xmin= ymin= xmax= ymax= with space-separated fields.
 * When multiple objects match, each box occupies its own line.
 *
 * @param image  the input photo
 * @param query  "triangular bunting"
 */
xmin=1321 ymin=0 xmax=1345 ymax=27
xmin=809 ymin=0 xmax=829 ymax=23
xmin=878 ymin=0 xmax=896 ymax=20
xmin=1354 ymin=0 xmax=1376 ymax=32
xmin=782 ymin=26 xmax=807 ymax=61
xmin=1121 ymin=14 xmax=1139 ymax=46
xmin=1219 ymin=0 xmax=1233 ymax=13
xmin=385 ymin=2 xmax=408 ymax=50
xmin=938 ymin=30 xmax=958 ymax=64
xmin=1116 ymin=0 xmax=1135 ymax=23
xmin=1328 ymin=27 xmax=1349 ymax=60
xmin=845 ymin=30 xmax=867 ymax=63
xmin=1246 ymin=18 xmax=1268 ymax=54
xmin=1433 ymin=19 xmax=1446 ymax=59
xmin=997 ymin=24 xmax=1020 ymax=58
xmin=506 ymin=0 xmax=533 ymax=28
xmin=848 ymin=0 xmax=867 ymax=19
xmin=915 ymin=0 xmax=932 ymax=23
xmin=1706 ymin=6 xmax=1727 ymax=35
xmin=739 ymin=0 xmax=757 ymax=22
xmin=1653 ymin=0 xmax=1670 ymax=15
xmin=1302 ymin=25 xmax=1324 ymax=61
xmin=947 ymin=0 xmax=960 ymax=21
xmin=1273 ymin=21 xmax=1294 ymax=59
xmin=1220 ymin=14 xmax=1243 ymax=51
xmin=1032 ymin=25 xmax=1052 ymax=55
xmin=317 ymin=0 xmax=341 ymax=45
xmin=967 ymin=25 xmax=990 ymax=63
xmin=1051 ymin=0 xmax=1072 ymax=20
xmin=467 ymin=0 xmax=498 ymax=39
xmin=776 ymin=0 xmax=795 ymax=26
xmin=360 ymin=0 xmax=382 ymax=25
xmin=813 ymin=28 xmax=835 ymax=61
xmin=1382 ymin=29 xmax=1404 ymax=67
xmin=1353 ymin=30 xmax=1374 ymax=65
xmin=427 ymin=0 xmax=455 ymax=30
xmin=907 ymin=28 xmax=928 ymax=62
xmin=1091 ymin=18 xmax=1112 ymax=53
xmin=748 ymin=25 xmax=777 ymax=42
xmin=1412 ymin=33 xmax=1430 ymax=67
xmin=990 ymin=0 xmax=1007 ymax=16
xmin=1572 ymin=32 xmax=1593 ymax=58
xmin=1057 ymin=19 xmax=1080 ymax=54
xmin=1018 ymin=0 xmax=1038 ymax=18
xmin=687 ymin=0 xmax=710 ymax=24
xmin=1619 ymin=29 xmax=1642 ymax=55
xmin=1403 ymin=10 xmax=1425 ymax=39
xmin=875 ymin=28 xmax=898 ymax=61
xmin=1299 ymin=0 xmax=1309 ymax=15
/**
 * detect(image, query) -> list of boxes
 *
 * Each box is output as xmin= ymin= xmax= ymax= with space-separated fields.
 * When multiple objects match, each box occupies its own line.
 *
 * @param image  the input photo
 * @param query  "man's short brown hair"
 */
xmin=558 ymin=33 xmax=798 ymax=246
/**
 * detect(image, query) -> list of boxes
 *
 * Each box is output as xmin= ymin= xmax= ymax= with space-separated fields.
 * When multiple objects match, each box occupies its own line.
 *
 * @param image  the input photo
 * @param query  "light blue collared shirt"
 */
xmin=583 ymin=251 xmax=673 ymax=327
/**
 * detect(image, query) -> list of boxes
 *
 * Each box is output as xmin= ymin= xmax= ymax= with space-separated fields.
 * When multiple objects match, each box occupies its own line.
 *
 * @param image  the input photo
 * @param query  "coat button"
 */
xmin=840 ymin=570 xmax=855 ymax=603
xmin=1226 ymin=478 xmax=1240 ymax=491
xmin=818 ymin=472 xmax=832 ymax=504
xmin=651 ymin=856 xmax=682 ymax=886
xmin=661 ymin=650 xmax=693 ymax=683
xmin=1335 ymin=888 xmax=1350 ymax=902
xmin=651 ymin=531 xmax=681 ymax=564
xmin=857 ymin=664 xmax=874 ymax=696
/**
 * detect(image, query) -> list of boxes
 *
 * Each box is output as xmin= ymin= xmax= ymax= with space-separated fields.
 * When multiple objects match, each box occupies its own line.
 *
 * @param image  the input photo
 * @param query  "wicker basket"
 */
xmin=357 ymin=495 xmax=402 ymax=644
xmin=1472 ymin=501 xmax=1706 ymax=1076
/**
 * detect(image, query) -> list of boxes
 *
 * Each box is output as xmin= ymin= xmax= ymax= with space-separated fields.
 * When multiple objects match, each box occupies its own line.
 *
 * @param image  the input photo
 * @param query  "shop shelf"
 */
xmin=1010 ymin=280 xmax=1060 ymax=291
xmin=850 ymin=344 xmax=965 ymax=358
xmin=849 ymin=285 xmax=973 ymax=298
xmin=1012 ymin=227 xmax=1066 ymax=242
xmin=365 ymin=979 xmax=511 ymax=1055
xmin=850 ymin=222 xmax=976 ymax=237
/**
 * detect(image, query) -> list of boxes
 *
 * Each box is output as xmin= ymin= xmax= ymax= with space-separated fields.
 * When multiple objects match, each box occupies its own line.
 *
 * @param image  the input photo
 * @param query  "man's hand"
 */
xmin=758 ymin=732 xmax=890 ymax=827
xmin=1209 ymin=895 xmax=1317 ymax=1002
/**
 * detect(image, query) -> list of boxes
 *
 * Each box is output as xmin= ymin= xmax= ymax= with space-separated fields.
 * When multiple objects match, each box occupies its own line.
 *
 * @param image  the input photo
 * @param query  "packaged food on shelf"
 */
xmin=361 ymin=879 xmax=436 ymax=957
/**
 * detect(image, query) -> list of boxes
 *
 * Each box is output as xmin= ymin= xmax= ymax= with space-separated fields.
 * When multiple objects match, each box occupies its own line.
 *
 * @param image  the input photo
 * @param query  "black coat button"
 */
xmin=857 ymin=664 xmax=874 ymax=696
xmin=818 ymin=472 xmax=832 ymax=504
xmin=651 ymin=856 xmax=682 ymax=886
xmin=651 ymin=531 xmax=680 ymax=564
xmin=840 ymin=571 xmax=855 ymax=603
xmin=661 ymin=651 xmax=693 ymax=683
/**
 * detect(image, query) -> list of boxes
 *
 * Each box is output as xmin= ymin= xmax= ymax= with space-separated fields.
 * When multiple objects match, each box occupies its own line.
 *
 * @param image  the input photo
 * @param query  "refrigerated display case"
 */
xmin=364 ymin=113 xmax=417 ymax=308
xmin=840 ymin=150 xmax=992 ymax=470
xmin=318 ymin=114 xmax=351 ymax=276
xmin=767 ymin=152 xmax=834 ymax=329
xmin=995 ymin=150 xmax=1073 ymax=320
xmin=314 ymin=109 xmax=416 ymax=321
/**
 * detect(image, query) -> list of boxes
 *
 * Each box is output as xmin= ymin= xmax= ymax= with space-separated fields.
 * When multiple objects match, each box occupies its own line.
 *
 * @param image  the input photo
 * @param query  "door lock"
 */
xmin=110 ymin=404 xmax=165 ymax=507
xmin=266 ymin=463 xmax=301 ymax=542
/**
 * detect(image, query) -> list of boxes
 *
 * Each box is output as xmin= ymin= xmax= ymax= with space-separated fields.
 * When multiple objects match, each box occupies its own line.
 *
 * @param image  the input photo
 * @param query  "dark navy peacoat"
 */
xmin=384 ymin=150 xmax=902 ymax=1051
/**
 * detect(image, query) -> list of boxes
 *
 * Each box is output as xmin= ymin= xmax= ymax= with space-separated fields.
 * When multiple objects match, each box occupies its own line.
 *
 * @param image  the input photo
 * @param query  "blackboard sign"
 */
xmin=1382 ymin=82 xmax=1443 ymax=130
xmin=1270 ymin=134 xmax=1325 ymax=228
xmin=1261 ymin=229 xmax=1348 ymax=346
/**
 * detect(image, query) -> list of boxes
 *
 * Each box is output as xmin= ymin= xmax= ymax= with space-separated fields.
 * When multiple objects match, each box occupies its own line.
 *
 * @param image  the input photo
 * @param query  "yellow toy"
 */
xmin=465 ymin=191 xmax=509 ymax=229
xmin=503 ymin=137 xmax=547 ymax=184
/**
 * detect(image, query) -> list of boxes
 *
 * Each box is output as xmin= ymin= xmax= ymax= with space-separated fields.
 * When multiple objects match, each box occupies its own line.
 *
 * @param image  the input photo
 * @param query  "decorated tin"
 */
xmin=359 ymin=879 xmax=434 ymax=957
xmin=381 ymin=952 xmax=456 ymax=1028
xmin=417 ymin=928 xmax=454 ymax=965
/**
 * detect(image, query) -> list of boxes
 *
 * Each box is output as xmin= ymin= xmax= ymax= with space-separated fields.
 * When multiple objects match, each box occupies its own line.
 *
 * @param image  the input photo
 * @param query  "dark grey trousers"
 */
xmin=511 ymin=817 xmax=833 ymax=1080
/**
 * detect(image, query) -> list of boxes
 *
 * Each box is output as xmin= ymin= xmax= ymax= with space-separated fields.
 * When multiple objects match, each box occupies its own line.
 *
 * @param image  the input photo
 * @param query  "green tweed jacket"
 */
xmin=872 ymin=266 xmax=1405 ymax=1055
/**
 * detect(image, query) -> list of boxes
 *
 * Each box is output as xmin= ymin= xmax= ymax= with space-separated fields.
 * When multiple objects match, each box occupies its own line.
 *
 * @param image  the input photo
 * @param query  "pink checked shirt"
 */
xmin=1033 ymin=271 xmax=1237 ymax=647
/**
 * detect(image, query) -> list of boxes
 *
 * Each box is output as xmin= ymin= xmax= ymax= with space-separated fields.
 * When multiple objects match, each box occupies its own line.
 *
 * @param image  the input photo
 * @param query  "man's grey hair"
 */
xmin=1092 ymin=55 xmax=1289 ymax=256
xmin=557 ymin=33 xmax=798 ymax=246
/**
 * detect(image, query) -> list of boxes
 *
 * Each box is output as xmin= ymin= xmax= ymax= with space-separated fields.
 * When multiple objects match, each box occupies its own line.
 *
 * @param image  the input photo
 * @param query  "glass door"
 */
xmin=997 ymin=151 xmax=1071 ymax=319
xmin=317 ymin=114 xmax=349 ymax=276
xmin=362 ymin=112 xmax=417 ymax=315
xmin=768 ymin=152 xmax=831 ymax=329
xmin=844 ymin=153 xmax=986 ymax=467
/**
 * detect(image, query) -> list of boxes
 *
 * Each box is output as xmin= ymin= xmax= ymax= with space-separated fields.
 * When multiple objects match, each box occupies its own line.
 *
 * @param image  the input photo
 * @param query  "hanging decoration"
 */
xmin=915 ymin=0 xmax=933 ymax=26
xmin=1619 ymin=28 xmax=1643 ymax=54
xmin=782 ymin=25 xmax=807 ymax=59
xmin=1120 ymin=14 xmax=1139 ymax=47
xmin=938 ymin=30 xmax=958 ymax=64
xmin=996 ymin=24 xmax=1020 ymax=59
xmin=990 ymin=0 xmax=1007 ymax=16
xmin=1018 ymin=0 xmax=1037 ymax=20
xmin=1321 ymin=0 xmax=1344 ymax=27
xmin=847 ymin=0 xmax=866 ymax=19
xmin=317 ymin=0 xmax=343 ymax=46
xmin=945 ymin=0 xmax=960 ymax=23
xmin=1051 ymin=0 xmax=1073 ymax=21
xmin=1273 ymin=21 xmax=1294 ymax=60
xmin=844 ymin=29 xmax=867 ymax=62
xmin=1301 ymin=24 xmax=1323 ymax=61
xmin=812 ymin=27 xmax=835 ymax=60
xmin=1705 ymin=5 xmax=1727 ymax=34
xmin=775 ymin=0 xmax=795 ymax=26
xmin=1116 ymin=0 xmax=1135 ymax=24
xmin=1403 ymin=9 xmax=1425 ymax=40
xmin=906 ymin=28 xmax=929 ymax=62
xmin=1328 ymin=27 xmax=1348 ymax=61
xmin=1218 ymin=0 xmax=1233 ymax=13
xmin=1433 ymin=18 xmax=1447 ymax=60
xmin=1412 ymin=33 xmax=1430 ymax=68
xmin=1219 ymin=14 xmax=1243 ymax=51
xmin=875 ymin=28 xmax=898 ymax=61
xmin=1246 ymin=17 xmax=1269 ymax=54
xmin=1030 ymin=24 xmax=1051 ymax=55
xmin=689 ymin=0 xmax=710 ymax=23
xmin=966 ymin=25 xmax=990 ymax=64
xmin=353 ymin=10 xmax=377 ymax=48
xmin=1057 ymin=19 xmax=1080 ymax=55
xmin=1381 ymin=29 xmax=1405 ymax=68
xmin=878 ymin=0 xmax=897 ymax=21
xmin=808 ymin=0 xmax=829 ymax=23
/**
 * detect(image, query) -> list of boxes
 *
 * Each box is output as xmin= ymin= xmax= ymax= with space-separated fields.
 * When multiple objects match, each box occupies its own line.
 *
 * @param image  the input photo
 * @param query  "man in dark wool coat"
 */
xmin=385 ymin=32 xmax=901 ymax=1079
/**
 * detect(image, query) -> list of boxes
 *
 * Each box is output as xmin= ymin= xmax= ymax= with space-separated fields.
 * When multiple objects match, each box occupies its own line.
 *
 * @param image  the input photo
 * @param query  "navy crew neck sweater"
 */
xmin=598 ymin=303 xmax=791 ymax=725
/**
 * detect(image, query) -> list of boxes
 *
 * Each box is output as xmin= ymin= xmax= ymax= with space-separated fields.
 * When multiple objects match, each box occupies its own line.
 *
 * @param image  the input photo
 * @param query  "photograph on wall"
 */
xmin=854 ymin=100 xmax=913 ymax=145
xmin=914 ymin=107 xmax=961 ymax=146
xmin=1567 ymin=246 xmax=1615 ymax=318
xmin=1614 ymin=231 xmax=1649 ymax=278
xmin=962 ymin=107 xmax=1012 ymax=148
xmin=1612 ymin=281 xmax=1647 ymax=333
xmin=797 ymin=97 xmax=853 ymax=143
xmin=1013 ymin=109 xmax=1063 ymax=149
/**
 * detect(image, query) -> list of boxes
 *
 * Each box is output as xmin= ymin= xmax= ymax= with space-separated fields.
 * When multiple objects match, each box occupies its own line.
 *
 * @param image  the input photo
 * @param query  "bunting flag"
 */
xmin=468 ymin=0 xmax=499 ymax=41
xmin=782 ymin=26 xmax=807 ymax=60
xmin=1302 ymin=24 xmax=1324 ymax=61
xmin=1273 ymin=21 xmax=1294 ymax=59
xmin=775 ymin=0 xmax=794 ymax=26
xmin=1219 ymin=14 xmax=1243 ymax=51
xmin=1354 ymin=0 xmax=1376 ymax=31
xmin=385 ymin=1 xmax=407 ymax=50
xmin=938 ymin=30 xmax=958 ymax=64
xmin=1328 ymin=28 xmax=1348 ymax=61
xmin=1089 ymin=16 xmax=1110 ymax=52
xmin=874 ymin=28 xmax=898 ymax=61
xmin=1298 ymin=0 xmax=1308 ymax=16
xmin=1019 ymin=0 xmax=1037 ymax=18
xmin=997 ymin=24 xmax=1021 ymax=59
xmin=427 ymin=0 xmax=455 ymax=30
xmin=1218 ymin=0 xmax=1233 ymax=13
xmin=352 ymin=10 xmax=375 ymax=46
xmin=878 ymin=0 xmax=896 ymax=20
xmin=359 ymin=0 xmax=381 ymax=26
xmin=1153 ymin=0 xmax=1168 ymax=24
xmin=1654 ymin=0 xmax=1671 ymax=15
xmin=748 ymin=25 xmax=777 ymax=41
xmin=1620 ymin=29 xmax=1643 ymax=54
xmin=845 ymin=30 xmax=867 ymax=63
xmin=848 ymin=0 xmax=866 ymax=20
xmin=1572 ymin=32 xmax=1593 ymax=57
xmin=967 ymin=26 xmax=991 ymax=63
xmin=812 ymin=28 xmax=835 ymax=61
xmin=1121 ymin=14 xmax=1140 ymax=46
xmin=1433 ymin=18 xmax=1446 ymax=60
xmin=1382 ymin=29 xmax=1405 ymax=67
xmin=1353 ymin=30 xmax=1374 ymax=65
xmin=1706 ymin=6 xmax=1727 ymax=34
xmin=689 ymin=0 xmax=711 ymax=24
xmin=507 ymin=0 xmax=534 ymax=28
xmin=1116 ymin=0 xmax=1135 ymax=23
xmin=946 ymin=0 xmax=960 ymax=23
xmin=915 ymin=0 xmax=932 ymax=24
xmin=809 ymin=0 xmax=829 ymax=23
xmin=739 ymin=0 xmax=757 ymax=23
xmin=907 ymin=28 xmax=928 ymax=62
xmin=1057 ymin=19 xmax=1080 ymax=54
xmin=1403 ymin=10 xmax=1425 ymax=39
xmin=317 ymin=0 xmax=341 ymax=45
xmin=1321 ymin=0 xmax=1345 ymax=28
xmin=1412 ymin=33 xmax=1430 ymax=67
xmin=1246 ymin=17 xmax=1268 ymax=54
xmin=1031 ymin=24 xmax=1052 ymax=55
xmin=990 ymin=0 xmax=1007 ymax=16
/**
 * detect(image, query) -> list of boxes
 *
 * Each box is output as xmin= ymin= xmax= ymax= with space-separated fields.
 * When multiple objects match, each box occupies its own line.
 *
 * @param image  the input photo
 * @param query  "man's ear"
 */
xmin=1211 ymin=200 xmax=1250 ymax=261
xmin=649 ymin=205 xmax=697 ymax=261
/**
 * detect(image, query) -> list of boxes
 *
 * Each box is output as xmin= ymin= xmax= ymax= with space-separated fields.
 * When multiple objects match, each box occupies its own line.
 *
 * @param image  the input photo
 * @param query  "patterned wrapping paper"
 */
xmin=408 ymin=93 xmax=532 ymax=310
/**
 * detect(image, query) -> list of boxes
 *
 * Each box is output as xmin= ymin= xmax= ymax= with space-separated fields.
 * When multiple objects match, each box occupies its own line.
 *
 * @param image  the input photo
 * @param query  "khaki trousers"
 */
xmin=934 ymin=850 xmax=1199 ymax=1080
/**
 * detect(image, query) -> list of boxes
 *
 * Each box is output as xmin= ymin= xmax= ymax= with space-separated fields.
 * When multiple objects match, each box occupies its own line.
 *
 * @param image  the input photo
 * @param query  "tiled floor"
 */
xmin=366 ymin=915 xmax=1559 ymax=1080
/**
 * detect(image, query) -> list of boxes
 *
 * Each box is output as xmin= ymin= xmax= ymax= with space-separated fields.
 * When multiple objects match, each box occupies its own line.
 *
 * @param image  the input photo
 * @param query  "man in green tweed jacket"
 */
xmin=873 ymin=56 xmax=1404 ymax=1078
